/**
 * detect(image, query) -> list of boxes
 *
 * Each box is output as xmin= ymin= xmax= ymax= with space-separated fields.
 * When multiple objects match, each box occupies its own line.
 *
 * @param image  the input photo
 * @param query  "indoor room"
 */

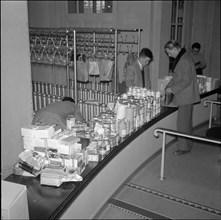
xmin=1 ymin=1 xmax=220 ymax=219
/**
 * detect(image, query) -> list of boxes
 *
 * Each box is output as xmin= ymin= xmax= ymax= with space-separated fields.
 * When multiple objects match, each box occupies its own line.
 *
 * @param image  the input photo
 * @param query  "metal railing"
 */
xmin=154 ymin=127 xmax=221 ymax=180
xmin=204 ymin=100 xmax=221 ymax=128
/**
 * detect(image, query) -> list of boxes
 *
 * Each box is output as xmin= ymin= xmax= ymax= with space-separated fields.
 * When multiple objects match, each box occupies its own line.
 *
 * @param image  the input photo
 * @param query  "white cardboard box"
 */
xmin=1 ymin=180 xmax=29 ymax=219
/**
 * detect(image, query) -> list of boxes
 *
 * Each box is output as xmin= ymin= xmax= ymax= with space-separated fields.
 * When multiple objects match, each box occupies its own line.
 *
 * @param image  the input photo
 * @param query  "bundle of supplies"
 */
xmin=16 ymin=87 xmax=164 ymax=187
xmin=40 ymin=167 xmax=83 ymax=187
xmin=17 ymin=150 xmax=46 ymax=176
xmin=17 ymin=124 xmax=86 ymax=185
xmin=197 ymin=75 xmax=220 ymax=93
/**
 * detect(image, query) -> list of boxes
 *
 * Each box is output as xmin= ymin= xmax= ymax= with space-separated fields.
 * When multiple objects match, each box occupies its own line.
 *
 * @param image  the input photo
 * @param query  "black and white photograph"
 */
xmin=1 ymin=1 xmax=220 ymax=219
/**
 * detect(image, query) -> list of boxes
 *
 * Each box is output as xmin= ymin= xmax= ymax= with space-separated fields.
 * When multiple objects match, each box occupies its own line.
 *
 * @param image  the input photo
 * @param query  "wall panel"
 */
xmin=1 ymin=1 xmax=33 ymax=178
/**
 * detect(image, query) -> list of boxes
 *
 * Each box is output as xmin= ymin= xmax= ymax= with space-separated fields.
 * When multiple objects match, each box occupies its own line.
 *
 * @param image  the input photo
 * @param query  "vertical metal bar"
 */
xmin=38 ymin=93 xmax=42 ymax=110
xmin=33 ymin=81 xmax=37 ymax=92
xmin=138 ymin=29 xmax=141 ymax=54
xmin=37 ymin=81 xmax=41 ymax=93
xmin=45 ymin=83 xmax=49 ymax=94
xmin=93 ymin=32 xmax=96 ymax=55
xmin=53 ymin=84 xmax=57 ymax=96
xmin=114 ymin=29 xmax=118 ymax=95
xmin=209 ymin=103 xmax=213 ymax=128
xmin=62 ymin=85 xmax=66 ymax=97
xmin=33 ymin=92 xmax=38 ymax=112
xmin=70 ymin=86 xmax=74 ymax=99
xmin=181 ymin=0 xmax=186 ymax=47
xmin=57 ymin=84 xmax=61 ymax=97
xmin=66 ymin=29 xmax=70 ymax=97
xmin=42 ymin=94 xmax=47 ymax=107
xmin=52 ymin=95 xmax=56 ymax=103
xmin=73 ymin=30 xmax=78 ymax=104
xmin=160 ymin=132 xmax=166 ymax=181
xmin=175 ymin=0 xmax=179 ymax=41
xmin=48 ymin=83 xmax=52 ymax=95
xmin=47 ymin=94 xmax=51 ymax=105
xmin=52 ymin=63 xmax=56 ymax=95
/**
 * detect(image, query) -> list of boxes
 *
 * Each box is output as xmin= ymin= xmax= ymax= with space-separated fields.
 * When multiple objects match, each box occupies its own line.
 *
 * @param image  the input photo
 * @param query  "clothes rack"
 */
xmin=29 ymin=27 xmax=142 ymax=120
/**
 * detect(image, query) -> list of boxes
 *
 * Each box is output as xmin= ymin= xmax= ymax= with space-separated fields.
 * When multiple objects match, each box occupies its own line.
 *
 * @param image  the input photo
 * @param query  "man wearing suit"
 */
xmin=188 ymin=42 xmax=207 ymax=75
xmin=125 ymin=48 xmax=153 ymax=92
xmin=164 ymin=40 xmax=200 ymax=156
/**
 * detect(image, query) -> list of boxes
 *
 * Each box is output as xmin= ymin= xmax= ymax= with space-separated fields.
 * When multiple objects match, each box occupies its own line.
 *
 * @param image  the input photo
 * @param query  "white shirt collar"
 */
xmin=137 ymin=59 xmax=143 ymax=70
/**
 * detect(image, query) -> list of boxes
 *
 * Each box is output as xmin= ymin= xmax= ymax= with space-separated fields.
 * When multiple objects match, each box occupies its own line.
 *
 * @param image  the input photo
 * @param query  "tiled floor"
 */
xmin=94 ymin=120 xmax=221 ymax=219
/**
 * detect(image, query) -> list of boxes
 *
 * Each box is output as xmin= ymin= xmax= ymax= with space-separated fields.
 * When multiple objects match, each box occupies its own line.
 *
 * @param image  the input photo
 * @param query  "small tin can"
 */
xmin=103 ymin=138 xmax=111 ymax=153
xmin=103 ymin=122 xmax=111 ymax=138
xmin=99 ymin=145 xmax=107 ymax=161
xmin=85 ymin=131 xmax=91 ymax=139
xmin=66 ymin=115 xmax=75 ymax=130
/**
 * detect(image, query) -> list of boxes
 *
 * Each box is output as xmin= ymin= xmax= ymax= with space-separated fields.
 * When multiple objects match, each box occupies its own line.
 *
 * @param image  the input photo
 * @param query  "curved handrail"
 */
xmin=204 ymin=100 xmax=221 ymax=106
xmin=204 ymin=100 xmax=221 ymax=128
xmin=154 ymin=127 xmax=221 ymax=144
xmin=154 ymin=127 xmax=221 ymax=180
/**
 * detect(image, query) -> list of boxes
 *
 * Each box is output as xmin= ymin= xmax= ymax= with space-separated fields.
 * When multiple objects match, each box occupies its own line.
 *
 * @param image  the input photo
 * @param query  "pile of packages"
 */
xmin=14 ymin=125 xmax=84 ymax=187
xmin=15 ymin=87 xmax=162 ymax=187
xmin=158 ymin=75 xmax=220 ymax=95
xmin=196 ymin=75 xmax=220 ymax=93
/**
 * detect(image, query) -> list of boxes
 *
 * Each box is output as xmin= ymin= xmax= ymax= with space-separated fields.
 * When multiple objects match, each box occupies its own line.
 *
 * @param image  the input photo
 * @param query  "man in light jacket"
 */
xmin=124 ymin=48 xmax=153 ymax=92
xmin=188 ymin=42 xmax=207 ymax=75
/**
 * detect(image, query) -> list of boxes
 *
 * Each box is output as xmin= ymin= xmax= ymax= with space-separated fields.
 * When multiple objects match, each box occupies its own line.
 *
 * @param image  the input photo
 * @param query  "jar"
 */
xmin=118 ymin=119 xmax=127 ymax=138
xmin=98 ymin=144 xmax=107 ymax=161
xmin=103 ymin=138 xmax=111 ymax=153
xmin=103 ymin=122 xmax=111 ymax=138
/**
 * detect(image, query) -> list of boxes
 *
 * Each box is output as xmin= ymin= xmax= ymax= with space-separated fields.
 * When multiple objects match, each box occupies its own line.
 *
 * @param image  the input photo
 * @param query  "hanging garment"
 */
xmin=89 ymin=59 xmax=100 ymax=76
xmin=118 ymin=52 xmax=138 ymax=94
xmin=76 ymin=60 xmax=89 ymax=82
xmin=122 ymin=52 xmax=138 ymax=81
xmin=99 ymin=59 xmax=114 ymax=81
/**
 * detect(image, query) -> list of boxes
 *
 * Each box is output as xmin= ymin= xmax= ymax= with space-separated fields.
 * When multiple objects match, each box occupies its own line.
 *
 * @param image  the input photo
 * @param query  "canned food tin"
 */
xmin=97 ymin=138 xmax=103 ymax=147
xmin=85 ymin=131 xmax=91 ymax=139
xmin=103 ymin=122 xmax=111 ymax=138
xmin=66 ymin=115 xmax=75 ymax=130
xmin=99 ymin=146 xmax=107 ymax=156
xmin=90 ymin=139 xmax=98 ymax=148
xmin=103 ymin=138 xmax=111 ymax=152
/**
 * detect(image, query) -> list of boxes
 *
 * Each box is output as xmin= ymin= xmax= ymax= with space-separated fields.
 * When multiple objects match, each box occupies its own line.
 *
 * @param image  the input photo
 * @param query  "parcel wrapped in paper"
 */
xmin=13 ymin=160 xmax=37 ymax=177
xmin=40 ymin=167 xmax=83 ymax=187
xmin=18 ymin=150 xmax=47 ymax=171
xmin=18 ymin=160 xmax=42 ymax=177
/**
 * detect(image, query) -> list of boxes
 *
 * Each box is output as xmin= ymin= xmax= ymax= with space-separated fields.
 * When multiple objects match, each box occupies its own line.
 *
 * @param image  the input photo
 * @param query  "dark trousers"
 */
xmin=177 ymin=104 xmax=193 ymax=151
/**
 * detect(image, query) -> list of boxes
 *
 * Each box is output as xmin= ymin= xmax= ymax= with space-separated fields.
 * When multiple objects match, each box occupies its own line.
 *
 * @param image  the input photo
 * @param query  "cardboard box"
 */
xmin=21 ymin=125 xmax=38 ymax=138
xmin=33 ymin=125 xmax=55 ymax=139
xmin=157 ymin=76 xmax=173 ymax=92
xmin=1 ymin=180 xmax=29 ymax=219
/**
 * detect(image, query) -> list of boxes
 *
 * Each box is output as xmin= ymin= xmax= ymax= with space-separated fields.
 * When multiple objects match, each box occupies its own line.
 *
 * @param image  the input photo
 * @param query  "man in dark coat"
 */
xmin=164 ymin=40 xmax=200 ymax=156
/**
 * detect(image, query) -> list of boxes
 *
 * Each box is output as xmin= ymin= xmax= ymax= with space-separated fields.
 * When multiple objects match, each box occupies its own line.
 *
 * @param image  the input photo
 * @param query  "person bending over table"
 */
xmin=32 ymin=97 xmax=85 ymax=130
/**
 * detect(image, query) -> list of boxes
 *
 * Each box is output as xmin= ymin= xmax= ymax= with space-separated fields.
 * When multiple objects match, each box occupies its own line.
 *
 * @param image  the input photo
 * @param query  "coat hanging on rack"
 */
xmin=99 ymin=58 xmax=114 ymax=81
xmin=88 ymin=58 xmax=100 ymax=76
xmin=122 ymin=52 xmax=138 ymax=82
xmin=76 ymin=60 xmax=89 ymax=82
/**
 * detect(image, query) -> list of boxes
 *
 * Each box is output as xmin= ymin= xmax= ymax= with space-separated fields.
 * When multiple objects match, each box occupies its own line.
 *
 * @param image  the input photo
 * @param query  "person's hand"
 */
xmin=165 ymin=87 xmax=172 ymax=94
xmin=195 ymin=62 xmax=201 ymax=69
